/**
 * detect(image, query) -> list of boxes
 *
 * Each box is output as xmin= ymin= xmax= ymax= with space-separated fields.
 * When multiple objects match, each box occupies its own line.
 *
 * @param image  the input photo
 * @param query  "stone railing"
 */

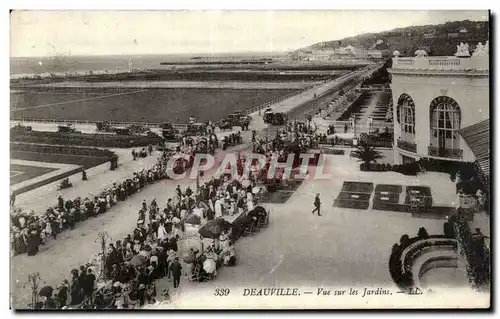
xmin=397 ymin=139 xmax=417 ymax=153
xmin=392 ymin=56 xmax=489 ymax=71
xmin=428 ymin=146 xmax=463 ymax=159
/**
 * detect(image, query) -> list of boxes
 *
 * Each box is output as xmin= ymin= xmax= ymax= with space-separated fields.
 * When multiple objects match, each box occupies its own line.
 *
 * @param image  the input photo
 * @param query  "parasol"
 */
xmin=39 ymin=286 xmax=54 ymax=298
xmin=252 ymin=186 xmax=261 ymax=194
xmin=198 ymin=218 xmax=232 ymax=239
xmin=203 ymin=259 xmax=216 ymax=274
xmin=129 ymin=254 xmax=147 ymax=267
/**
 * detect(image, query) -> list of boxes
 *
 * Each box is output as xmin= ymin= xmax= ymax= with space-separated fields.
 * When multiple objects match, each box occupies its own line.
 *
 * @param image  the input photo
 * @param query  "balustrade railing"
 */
xmin=397 ymin=139 xmax=417 ymax=153
xmin=428 ymin=145 xmax=463 ymax=159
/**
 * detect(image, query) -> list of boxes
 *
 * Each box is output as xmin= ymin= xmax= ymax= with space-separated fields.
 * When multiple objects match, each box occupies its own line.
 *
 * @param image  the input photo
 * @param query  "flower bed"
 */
xmin=340 ymin=181 xmax=374 ymax=194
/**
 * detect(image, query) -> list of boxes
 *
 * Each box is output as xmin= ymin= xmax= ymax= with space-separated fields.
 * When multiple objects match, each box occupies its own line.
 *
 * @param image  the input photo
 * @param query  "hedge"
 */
xmin=11 ymin=142 xmax=115 ymax=158
xmin=388 ymin=230 xmax=453 ymax=291
xmin=449 ymin=213 xmax=491 ymax=291
xmin=11 ymin=131 xmax=162 ymax=148
xmin=361 ymin=158 xmax=484 ymax=188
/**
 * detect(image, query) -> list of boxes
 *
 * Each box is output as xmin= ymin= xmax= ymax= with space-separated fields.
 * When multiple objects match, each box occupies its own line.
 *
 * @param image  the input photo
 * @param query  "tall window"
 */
xmin=397 ymin=94 xmax=416 ymax=142
xmin=429 ymin=96 xmax=461 ymax=149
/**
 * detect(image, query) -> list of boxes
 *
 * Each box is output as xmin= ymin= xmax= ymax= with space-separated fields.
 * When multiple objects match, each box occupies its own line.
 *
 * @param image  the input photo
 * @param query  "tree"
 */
xmin=24 ymin=272 xmax=44 ymax=309
xmin=350 ymin=142 xmax=384 ymax=166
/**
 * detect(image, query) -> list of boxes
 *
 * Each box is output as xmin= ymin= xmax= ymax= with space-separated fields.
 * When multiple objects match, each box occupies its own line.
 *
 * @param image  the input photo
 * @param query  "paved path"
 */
xmin=145 ymin=156 xmax=475 ymax=309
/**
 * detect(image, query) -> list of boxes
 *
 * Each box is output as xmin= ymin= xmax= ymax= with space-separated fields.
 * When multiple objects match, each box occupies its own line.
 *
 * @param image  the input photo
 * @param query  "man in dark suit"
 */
xmin=169 ymin=257 xmax=182 ymax=288
xmin=312 ymin=193 xmax=322 ymax=216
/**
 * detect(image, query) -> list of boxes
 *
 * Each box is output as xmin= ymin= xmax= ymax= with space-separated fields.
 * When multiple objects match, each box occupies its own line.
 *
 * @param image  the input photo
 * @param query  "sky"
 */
xmin=10 ymin=10 xmax=489 ymax=57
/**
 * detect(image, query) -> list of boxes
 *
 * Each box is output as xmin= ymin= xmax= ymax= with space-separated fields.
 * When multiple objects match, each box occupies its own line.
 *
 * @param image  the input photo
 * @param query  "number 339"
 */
xmin=214 ymin=288 xmax=230 ymax=296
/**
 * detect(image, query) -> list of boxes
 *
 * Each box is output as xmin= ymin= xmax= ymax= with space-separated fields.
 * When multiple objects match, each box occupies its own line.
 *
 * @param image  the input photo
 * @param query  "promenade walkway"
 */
xmin=12 ymin=148 xmax=158 ymax=214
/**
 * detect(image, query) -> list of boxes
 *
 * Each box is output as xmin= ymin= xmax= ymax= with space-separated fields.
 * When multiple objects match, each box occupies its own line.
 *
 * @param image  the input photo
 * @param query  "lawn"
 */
xmin=11 ymin=88 xmax=298 ymax=123
xmin=10 ymin=164 xmax=58 ymax=185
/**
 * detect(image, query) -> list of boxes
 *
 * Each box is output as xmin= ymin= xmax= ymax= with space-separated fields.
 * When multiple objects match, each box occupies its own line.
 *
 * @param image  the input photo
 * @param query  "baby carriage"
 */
xmin=241 ymin=214 xmax=258 ymax=237
xmin=253 ymin=206 xmax=270 ymax=228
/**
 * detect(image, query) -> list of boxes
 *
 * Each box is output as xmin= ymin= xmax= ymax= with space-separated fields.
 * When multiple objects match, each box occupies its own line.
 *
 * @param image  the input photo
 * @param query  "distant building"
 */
xmin=460 ymin=28 xmax=468 ymax=33
xmin=333 ymin=45 xmax=368 ymax=59
xmin=423 ymin=33 xmax=436 ymax=39
xmin=294 ymin=49 xmax=337 ymax=62
xmin=367 ymin=50 xmax=383 ymax=59
xmin=448 ymin=33 xmax=460 ymax=38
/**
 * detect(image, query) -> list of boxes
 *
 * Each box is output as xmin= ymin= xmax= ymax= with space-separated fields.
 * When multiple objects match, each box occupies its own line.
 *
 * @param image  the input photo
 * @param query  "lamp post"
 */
xmin=95 ymin=231 xmax=111 ymax=281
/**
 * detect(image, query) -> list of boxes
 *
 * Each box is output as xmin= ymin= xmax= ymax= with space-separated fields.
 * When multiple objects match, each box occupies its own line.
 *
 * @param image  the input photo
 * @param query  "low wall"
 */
xmin=11 ymin=165 xmax=83 ymax=196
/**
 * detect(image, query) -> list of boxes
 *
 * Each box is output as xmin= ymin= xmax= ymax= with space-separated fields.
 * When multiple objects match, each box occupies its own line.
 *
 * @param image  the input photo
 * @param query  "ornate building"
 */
xmin=388 ymin=43 xmax=489 ymax=164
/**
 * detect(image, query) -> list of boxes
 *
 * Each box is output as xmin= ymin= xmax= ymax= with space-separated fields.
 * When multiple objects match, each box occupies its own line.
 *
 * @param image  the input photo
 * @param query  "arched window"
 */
xmin=396 ymin=94 xmax=416 ymax=141
xmin=429 ymin=96 xmax=461 ymax=150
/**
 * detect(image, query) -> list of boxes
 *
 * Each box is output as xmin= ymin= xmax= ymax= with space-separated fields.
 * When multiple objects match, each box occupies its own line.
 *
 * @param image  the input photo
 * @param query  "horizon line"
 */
xmin=10 ymin=50 xmax=293 ymax=59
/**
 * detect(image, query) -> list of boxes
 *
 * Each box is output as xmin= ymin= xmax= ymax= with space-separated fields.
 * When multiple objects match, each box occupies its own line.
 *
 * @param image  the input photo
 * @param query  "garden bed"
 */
xmin=374 ymin=184 xmax=403 ymax=194
xmin=340 ymin=181 xmax=374 ymax=194
xmin=404 ymin=186 xmax=433 ymax=207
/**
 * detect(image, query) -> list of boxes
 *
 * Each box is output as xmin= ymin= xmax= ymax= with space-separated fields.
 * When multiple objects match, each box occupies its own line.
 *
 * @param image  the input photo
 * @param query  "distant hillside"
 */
xmin=295 ymin=20 xmax=489 ymax=57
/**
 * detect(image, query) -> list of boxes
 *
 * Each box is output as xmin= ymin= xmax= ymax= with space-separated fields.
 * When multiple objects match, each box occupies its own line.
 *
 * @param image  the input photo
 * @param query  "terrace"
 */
xmin=391 ymin=56 xmax=489 ymax=74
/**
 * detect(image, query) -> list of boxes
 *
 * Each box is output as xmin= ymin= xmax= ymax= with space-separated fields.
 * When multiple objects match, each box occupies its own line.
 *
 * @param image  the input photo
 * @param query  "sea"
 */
xmin=10 ymin=52 xmax=288 ymax=78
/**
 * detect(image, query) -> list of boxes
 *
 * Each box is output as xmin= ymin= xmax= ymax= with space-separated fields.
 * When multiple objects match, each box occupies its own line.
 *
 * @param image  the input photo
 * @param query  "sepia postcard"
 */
xmin=9 ymin=10 xmax=491 ymax=310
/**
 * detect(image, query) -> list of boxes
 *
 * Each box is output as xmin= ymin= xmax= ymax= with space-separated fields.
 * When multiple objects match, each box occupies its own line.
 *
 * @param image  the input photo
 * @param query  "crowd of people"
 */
xmin=252 ymin=125 xmax=319 ymax=156
xmin=36 ymin=173 xmax=266 ymax=309
xmin=10 ymin=150 xmax=172 ymax=257
xmin=15 ymin=115 xmax=281 ymax=309
xmin=11 ymin=125 xmax=251 ymax=258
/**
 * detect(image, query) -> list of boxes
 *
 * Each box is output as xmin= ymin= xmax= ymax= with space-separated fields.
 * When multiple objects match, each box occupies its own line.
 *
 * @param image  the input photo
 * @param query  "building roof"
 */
xmin=459 ymin=119 xmax=490 ymax=177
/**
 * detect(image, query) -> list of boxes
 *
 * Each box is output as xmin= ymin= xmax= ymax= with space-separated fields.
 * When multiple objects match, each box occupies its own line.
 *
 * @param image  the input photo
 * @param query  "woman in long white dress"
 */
xmin=214 ymin=197 xmax=223 ymax=218
xmin=247 ymin=192 xmax=254 ymax=211
xmin=157 ymin=222 xmax=168 ymax=242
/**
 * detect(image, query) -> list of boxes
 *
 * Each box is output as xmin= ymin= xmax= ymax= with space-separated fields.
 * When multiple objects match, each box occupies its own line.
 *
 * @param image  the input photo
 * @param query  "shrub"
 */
xmin=417 ymin=227 xmax=429 ymax=239
xmin=443 ymin=222 xmax=456 ymax=238
xmin=400 ymin=234 xmax=410 ymax=246
xmin=392 ymin=243 xmax=400 ymax=253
